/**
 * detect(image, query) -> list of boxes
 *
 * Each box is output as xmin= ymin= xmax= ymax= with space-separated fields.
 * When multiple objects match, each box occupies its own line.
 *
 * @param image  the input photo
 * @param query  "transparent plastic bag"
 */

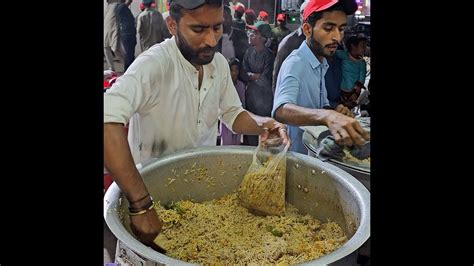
xmin=238 ymin=135 xmax=290 ymax=216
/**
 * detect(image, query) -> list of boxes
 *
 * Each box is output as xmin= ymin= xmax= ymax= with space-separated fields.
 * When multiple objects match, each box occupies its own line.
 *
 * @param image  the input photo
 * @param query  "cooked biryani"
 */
xmin=238 ymin=163 xmax=286 ymax=216
xmin=343 ymin=150 xmax=371 ymax=165
xmin=153 ymin=193 xmax=347 ymax=264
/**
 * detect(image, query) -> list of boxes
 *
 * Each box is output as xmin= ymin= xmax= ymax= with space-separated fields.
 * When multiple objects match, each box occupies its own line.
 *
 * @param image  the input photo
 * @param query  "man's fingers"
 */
xmin=278 ymin=127 xmax=289 ymax=146
xmin=338 ymin=130 xmax=353 ymax=146
xmin=353 ymin=121 xmax=370 ymax=141
xmin=260 ymin=127 xmax=270 ymax=142
xmin=330 ymin=128 xmax=343 ymax=145
xmin=345 ymin=125 xmax=365 ymax=146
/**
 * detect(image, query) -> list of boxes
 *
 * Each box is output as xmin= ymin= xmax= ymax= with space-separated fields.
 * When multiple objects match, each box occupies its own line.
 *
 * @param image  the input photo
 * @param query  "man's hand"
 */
xmin=324 ymin=110 xmax=369 ymax=147
xmin=104 ymin=123 xmax=163 ymax=248
xmin=259 ymin=119 xmax=290 ymax=146
xmin=335 ymin=104 xmax=354 ymax=118
xmin=130 ymin=209 xmax=163 ymax=248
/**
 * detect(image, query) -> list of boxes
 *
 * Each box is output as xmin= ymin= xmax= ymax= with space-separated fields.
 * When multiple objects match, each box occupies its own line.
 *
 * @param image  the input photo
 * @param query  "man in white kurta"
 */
xmin=103 ymin=0 xmax=288 ymax=248
xmin=105 ymin=37 xmax=245 ymax=164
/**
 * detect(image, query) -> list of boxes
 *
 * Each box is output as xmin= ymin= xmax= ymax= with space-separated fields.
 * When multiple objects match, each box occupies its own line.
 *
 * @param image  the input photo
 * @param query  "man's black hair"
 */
xmin=228 ymin=57 xmax=240 ymax=67
xmin=345 ymin=35 xmax=368 ymax=52
xmin=170 ymin=0 xmax=223 ymax=23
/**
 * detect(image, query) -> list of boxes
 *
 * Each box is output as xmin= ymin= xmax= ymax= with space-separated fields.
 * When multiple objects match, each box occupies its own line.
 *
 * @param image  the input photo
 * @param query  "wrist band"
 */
xmin=128 ymin=200 xmax=156 ymax=216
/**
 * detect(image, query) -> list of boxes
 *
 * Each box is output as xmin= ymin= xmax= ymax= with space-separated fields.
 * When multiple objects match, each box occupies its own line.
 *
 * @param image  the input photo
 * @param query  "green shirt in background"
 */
xmin=335 ymin=50 xmax=367 ymax=92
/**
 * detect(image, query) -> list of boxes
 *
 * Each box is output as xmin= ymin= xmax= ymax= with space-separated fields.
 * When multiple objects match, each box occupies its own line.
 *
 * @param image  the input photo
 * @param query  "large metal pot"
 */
xmin=104 ymin=146 xmax=370 ymax=265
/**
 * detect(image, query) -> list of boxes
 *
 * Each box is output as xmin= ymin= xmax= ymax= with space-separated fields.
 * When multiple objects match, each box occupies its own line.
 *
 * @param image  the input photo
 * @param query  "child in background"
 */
xmin=336 ymin=35 xmax=368 ymax=109
xmin=220 ymin=58 xmax=246 ymax=145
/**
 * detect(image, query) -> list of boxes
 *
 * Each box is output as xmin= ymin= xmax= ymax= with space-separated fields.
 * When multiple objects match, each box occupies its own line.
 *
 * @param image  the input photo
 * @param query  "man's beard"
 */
xmin=176 ymin=30 xmax=217 ymax=66
xmin=307 ymin=29 xmax=338 ymax=58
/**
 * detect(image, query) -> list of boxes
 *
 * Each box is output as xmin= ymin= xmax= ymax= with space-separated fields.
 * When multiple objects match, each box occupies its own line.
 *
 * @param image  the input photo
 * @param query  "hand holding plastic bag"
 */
xmin=238 ymin=135 xmax=290 ymax=216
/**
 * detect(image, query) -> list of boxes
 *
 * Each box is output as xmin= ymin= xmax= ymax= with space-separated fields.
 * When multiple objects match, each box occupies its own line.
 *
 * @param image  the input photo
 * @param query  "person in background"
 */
xmin=104 ymin=0 xmax=121 ymax=71
xmin=229 ymin=0 xmax=245 ymax=18
xmin=272 ymin=13 xmax=291 ymax=45
xmin=137 ymin=0 xmax=171 ymax=52
xmin=216 ymin=5 xmax=236 ymax=60
xmin=115 ymin=0 xmax=137 ymax=71
xmin=335 ymin=35 xmax=368 ymax=97
xmin=220 ymin=58 xmax=246 ymax=145
xmin=232 ymin=5 xmax=246 ymax=30
xmin=240 ymin=23 xmax=275 ymax=146
xmin=272 ymin=0 xmax=309 ymax=93
xmin=244 ymin=8 xmax=256 ymax=26
xmin=257 ymin=10 xmax=269 ymax=24
xmin=162 ymin=0 xmax=171 ymax=20
xmin=324 ymin=55 xmax=343 ymax=108
xmin=229 ymin=22 xmax=249 ymax=65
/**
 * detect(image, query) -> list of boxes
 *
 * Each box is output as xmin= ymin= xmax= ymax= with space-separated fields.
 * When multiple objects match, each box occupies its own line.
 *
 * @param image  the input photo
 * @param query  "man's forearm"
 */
xmin=274 ymin=103 xmax=331 ymax=126
xmin=232 ymin=111 xmax=272 ymax=135
xmin=104 ymin=123 xmax=150 ymax=205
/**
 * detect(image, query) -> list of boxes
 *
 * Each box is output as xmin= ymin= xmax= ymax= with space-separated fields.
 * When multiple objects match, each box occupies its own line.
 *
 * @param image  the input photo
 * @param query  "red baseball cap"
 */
xmin=234 ymin=5 xmax=245 ymax=13
xmin=245 ymin=8 xmax=255 ymax=16
xmin=258 ymin=11 xmax=269 ymax=19
xmin=303 ymin=0 xmax=357 ymax=22
xmin=277 ymin=13 xmax=285 ymax=21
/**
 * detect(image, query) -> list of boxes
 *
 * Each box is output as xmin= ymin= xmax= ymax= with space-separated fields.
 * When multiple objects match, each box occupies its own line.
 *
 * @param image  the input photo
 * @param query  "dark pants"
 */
xmin=121 ymin=35 xmax=136 ymax=71
xmin=243 ymin=135 xmax=259 ymax=146
xmin=243 ymin=83 xmax=273 ymax=147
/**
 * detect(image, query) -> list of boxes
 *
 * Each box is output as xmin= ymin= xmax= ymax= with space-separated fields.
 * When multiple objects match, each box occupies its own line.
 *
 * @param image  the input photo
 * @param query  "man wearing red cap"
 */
xmin=245 ymin=8 xmax=256 ymax=26
xmin=272 ymin=0 xmax=309 ymax=93
xmin=229 ymin=0 xmax=245 ymax=18
xmin=272 ymin=13 xmax=291 ymax=44
xmin=272 ymin=0 xmax=369 ymax=154
xmin=232 ymin=4 xmax=246 ymax=30
xmin=257 ymin=10 xmax=269 ymax=23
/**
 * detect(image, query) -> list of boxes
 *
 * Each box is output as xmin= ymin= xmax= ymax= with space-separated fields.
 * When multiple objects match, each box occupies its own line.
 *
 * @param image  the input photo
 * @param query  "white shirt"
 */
xmin=104 ymin=37 xmax=245 ymax=164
